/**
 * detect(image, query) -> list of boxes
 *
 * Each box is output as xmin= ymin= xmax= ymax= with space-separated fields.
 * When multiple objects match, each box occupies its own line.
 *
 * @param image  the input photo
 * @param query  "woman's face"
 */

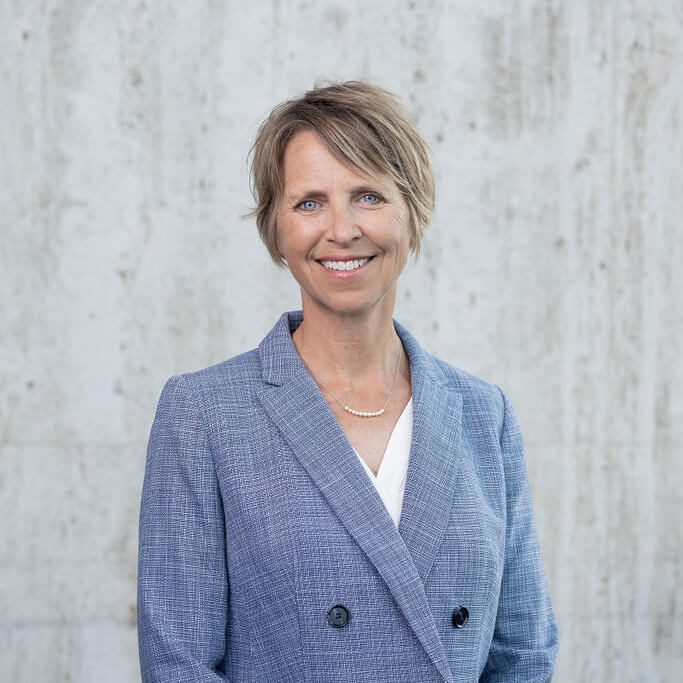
xmin=276 ymin=130 xmax=411 ymax=319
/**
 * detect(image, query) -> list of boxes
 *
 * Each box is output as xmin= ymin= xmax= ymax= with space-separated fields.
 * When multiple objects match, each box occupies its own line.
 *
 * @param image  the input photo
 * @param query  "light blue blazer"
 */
xmin=137 ymin=310 xmax=558 ymax=682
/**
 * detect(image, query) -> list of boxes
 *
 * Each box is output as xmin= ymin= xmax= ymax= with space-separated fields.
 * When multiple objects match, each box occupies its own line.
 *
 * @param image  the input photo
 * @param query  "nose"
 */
xmin=325 ymin=201 xmax=361 ymax=245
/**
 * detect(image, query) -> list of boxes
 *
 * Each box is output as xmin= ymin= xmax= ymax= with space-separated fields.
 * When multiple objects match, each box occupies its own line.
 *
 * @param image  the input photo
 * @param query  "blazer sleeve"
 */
xmin=137 ymin=374 xmax=231 ymax=682
xmin=479 ymin=388 xmax=559 ymax=682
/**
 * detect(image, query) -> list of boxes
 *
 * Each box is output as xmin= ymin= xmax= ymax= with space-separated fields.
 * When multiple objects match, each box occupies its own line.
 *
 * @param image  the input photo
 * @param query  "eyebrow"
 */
xmin=286 ymin=184 xmax=388 ymax=203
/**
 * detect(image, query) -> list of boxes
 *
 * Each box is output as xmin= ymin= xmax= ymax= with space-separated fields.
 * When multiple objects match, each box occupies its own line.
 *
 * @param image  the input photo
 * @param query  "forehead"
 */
xmin=281 ymin=130 xmax=394 ymax=193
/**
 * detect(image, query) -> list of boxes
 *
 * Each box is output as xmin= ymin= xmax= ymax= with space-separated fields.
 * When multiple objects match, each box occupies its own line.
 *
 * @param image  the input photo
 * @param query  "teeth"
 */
xmin=320 ymin=257 xmax=371 ymax=271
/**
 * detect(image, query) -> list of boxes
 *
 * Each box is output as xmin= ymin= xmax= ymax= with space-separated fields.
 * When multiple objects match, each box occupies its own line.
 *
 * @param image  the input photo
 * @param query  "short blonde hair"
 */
xmin=247 ymin=81 xmax=435 ymax=268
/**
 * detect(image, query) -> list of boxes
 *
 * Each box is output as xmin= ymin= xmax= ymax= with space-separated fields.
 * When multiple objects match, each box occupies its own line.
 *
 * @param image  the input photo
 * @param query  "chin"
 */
xmin=320 ymin=301 xmax=372 ymax=317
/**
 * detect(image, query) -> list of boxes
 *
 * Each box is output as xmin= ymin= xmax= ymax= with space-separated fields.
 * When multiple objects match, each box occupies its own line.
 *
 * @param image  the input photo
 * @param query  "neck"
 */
xmin=292 ymin=291 xmax=406 ymax=393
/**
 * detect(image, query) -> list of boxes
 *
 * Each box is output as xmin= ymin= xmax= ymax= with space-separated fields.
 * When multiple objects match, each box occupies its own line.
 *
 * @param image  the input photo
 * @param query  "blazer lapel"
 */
xmin=393 ymin=320 xmax=465 ymax=585
xmin=256 ymin=311 xmax=462 ymax=683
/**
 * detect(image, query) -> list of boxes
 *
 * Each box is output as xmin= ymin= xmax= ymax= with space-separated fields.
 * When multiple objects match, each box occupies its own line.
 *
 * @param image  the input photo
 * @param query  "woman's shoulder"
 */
xmin=425 ymin=352 xmax=508 ymax=425
xmin=186 ymin=347 xmax=261 ymax=380
xmin=161 ymin=347 xmax=263 ymax=409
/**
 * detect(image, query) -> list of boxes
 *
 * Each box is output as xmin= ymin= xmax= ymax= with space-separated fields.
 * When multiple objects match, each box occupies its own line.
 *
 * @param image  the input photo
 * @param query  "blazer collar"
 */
xmin=257 ymin=310 xmax=463 ymax=683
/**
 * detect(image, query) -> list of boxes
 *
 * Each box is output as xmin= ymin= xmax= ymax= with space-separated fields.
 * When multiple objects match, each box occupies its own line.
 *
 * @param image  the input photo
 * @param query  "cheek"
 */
xmin=390 ymin=208 xmax=412 ymax=258
xmin=274 ymin=211 xmax=296 ymax=255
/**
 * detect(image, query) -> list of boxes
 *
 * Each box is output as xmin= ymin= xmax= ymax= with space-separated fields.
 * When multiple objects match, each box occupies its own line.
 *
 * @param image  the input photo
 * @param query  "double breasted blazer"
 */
xmin=137 ymin=310 xmax=558 ymax=682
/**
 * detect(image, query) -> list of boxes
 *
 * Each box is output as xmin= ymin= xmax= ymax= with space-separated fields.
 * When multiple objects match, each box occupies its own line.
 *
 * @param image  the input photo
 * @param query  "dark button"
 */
xmin=327 ymin=604 xmax=350 ymax=628
xmin=452 ymin=605 xmax=469 ymax=628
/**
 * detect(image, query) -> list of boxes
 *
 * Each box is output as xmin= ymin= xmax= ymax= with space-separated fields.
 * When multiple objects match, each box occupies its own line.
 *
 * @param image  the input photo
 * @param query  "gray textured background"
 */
xmin=1 ymin=1 xmax=682 ymax=681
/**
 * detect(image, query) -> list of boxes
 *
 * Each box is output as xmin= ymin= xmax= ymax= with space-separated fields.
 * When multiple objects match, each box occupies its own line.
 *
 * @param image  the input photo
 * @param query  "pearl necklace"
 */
xmin=298 ymin=343 xmax=402 ymax=418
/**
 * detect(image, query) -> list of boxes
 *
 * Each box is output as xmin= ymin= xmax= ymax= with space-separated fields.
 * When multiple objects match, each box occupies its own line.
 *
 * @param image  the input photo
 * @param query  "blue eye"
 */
xmin=298 ymin=200 xmax=319 ymax=211
xmin=360 ymin=193 xmax=381 ymax=204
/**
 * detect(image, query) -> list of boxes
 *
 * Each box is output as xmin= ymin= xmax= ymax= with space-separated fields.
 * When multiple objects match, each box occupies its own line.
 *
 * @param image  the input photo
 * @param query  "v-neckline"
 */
xmin=354 ymin=396 xmax=413 ymax=480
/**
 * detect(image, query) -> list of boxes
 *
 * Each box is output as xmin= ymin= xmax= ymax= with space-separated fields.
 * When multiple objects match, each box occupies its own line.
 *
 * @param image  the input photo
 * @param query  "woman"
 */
xmin=137 ymin=81 xmax=558 ymax=682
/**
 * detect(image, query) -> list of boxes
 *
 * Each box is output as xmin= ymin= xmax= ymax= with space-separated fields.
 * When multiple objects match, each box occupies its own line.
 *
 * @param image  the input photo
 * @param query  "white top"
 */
xmin=352 ymin=397 xmax=413 ymax=527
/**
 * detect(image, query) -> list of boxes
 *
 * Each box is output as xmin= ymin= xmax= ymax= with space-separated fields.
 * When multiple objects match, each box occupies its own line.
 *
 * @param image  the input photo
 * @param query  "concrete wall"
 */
xmin=2 ymin=1 xmax=681 ymax=680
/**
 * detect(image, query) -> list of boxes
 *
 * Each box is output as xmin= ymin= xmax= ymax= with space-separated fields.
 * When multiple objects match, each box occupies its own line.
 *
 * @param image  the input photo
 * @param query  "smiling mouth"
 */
xmin=317 ymin=256 xmax=374 ymax=272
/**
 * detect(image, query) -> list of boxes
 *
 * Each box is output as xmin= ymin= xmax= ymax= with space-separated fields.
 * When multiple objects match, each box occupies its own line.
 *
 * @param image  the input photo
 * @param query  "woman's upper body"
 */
xmin=137 ymin=310 xmax=558 ymax=682
xmin=137 ymin=81 xmax=558 ymax=681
